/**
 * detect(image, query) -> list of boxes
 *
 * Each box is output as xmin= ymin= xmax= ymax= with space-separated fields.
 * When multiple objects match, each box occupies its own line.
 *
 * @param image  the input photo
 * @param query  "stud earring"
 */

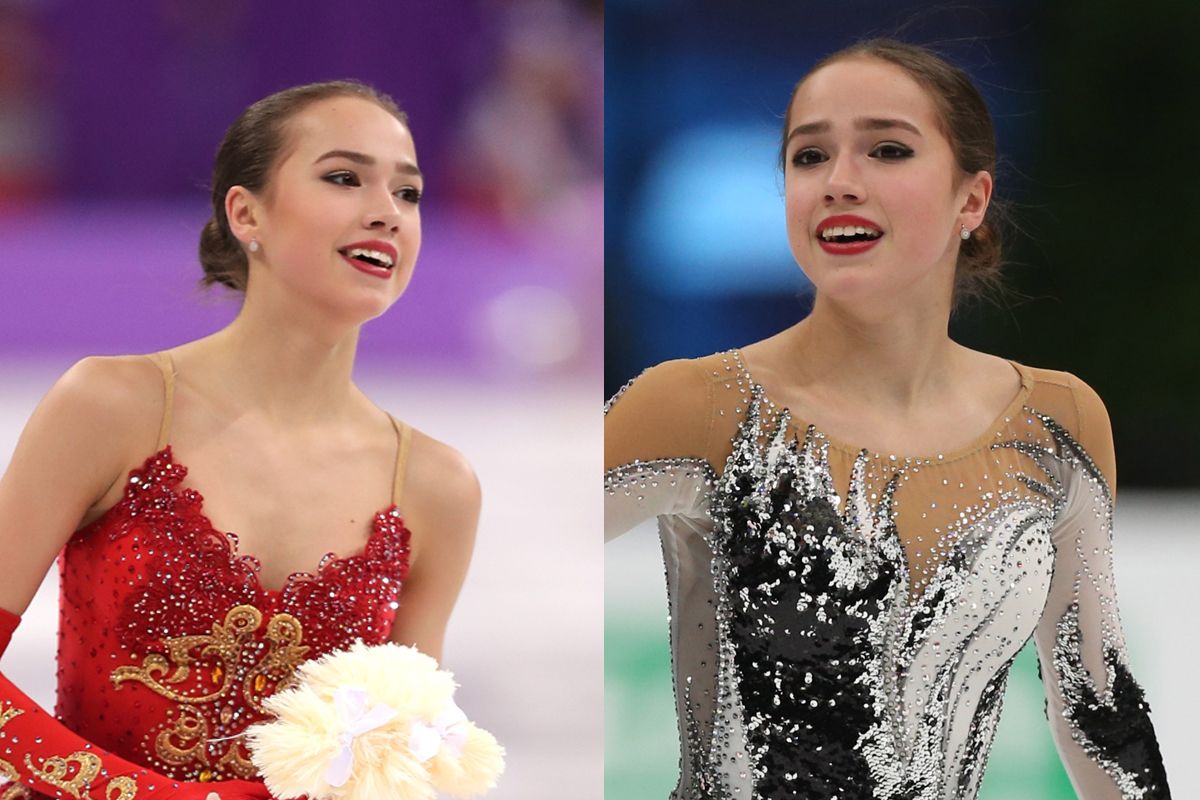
xmin=959 ymin=225 xmax=971 ymax=241
xmin=249 ymin=239 xmax=260 ymax=253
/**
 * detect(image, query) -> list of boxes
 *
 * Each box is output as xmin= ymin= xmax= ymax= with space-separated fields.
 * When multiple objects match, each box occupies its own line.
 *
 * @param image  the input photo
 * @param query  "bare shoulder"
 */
xmin=55 ymin=353 xmax=164 ymax=411
xmin=398 ymin=427 xmax=481 ymax=563
xmin=34 ymin=354 xmax=166 ymax=460
xmin=405 ymin=428 xmax=481 ymax=510
xmin=0 ymin=354 xmax=168 ymax=611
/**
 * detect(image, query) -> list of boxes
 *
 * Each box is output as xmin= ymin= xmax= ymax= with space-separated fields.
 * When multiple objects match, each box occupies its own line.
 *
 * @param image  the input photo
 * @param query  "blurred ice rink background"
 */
xmin=0 ymin=1 xmax=602 ymax=798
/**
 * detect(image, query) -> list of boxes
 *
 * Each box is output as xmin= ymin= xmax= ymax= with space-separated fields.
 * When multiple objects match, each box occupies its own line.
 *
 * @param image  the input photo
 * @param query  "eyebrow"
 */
xmin=314 ymin=149 xmax=422 ymax=177
xmin=785 ymin=117 xmax=923 ymax=143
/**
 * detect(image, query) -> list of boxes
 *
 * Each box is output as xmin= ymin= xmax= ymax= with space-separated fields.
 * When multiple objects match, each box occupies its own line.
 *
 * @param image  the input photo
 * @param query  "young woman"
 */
xmin=605 ymin=40 xmax=1171 ymax=799
xmin=0 ymin=81 xmax=479 ymax=799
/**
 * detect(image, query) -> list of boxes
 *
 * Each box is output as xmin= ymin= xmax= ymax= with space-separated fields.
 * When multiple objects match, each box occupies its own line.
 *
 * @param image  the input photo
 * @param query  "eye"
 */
xmin=394 ymin=186 xmax=422 ymax=205
xmin=869 ymin=142 xmax=914 ymax=160
xmin=790 ymin=147 xmax=827 ymax=168
xmin=323 ymin=170 xmax=361 ymax=187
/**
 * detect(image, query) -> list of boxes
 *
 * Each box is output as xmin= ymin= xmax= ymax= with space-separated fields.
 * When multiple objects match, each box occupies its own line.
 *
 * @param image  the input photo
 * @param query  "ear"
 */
xmin=958 ymin=169 xmax=993 ymax=232
xmin=224 ymin=185 xmax=263 ymax=248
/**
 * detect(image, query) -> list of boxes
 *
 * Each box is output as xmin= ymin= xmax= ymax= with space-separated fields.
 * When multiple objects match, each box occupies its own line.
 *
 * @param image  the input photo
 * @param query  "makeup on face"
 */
xmin=815 ymin=213 xmax=884 ymax=256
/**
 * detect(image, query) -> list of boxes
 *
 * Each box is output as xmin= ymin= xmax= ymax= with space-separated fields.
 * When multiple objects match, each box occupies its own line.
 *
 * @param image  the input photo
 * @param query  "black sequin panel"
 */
xmin=725 ymin=469 xmax=894 ymax=797
xmin=954 ymin=654 xmax=1012 ymax=798
xmin=1052 ymin=603 xmax=1171 ymax=799
xmin=713 ymin=401 xmax=914 ymax=799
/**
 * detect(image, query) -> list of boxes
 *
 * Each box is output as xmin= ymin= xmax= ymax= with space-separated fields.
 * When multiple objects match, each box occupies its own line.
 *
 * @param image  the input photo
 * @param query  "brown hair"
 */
xmin=781 ymin=39 xmax=1005 ymax=304
xmin=200 ymin=80 xmax=408 ymax=292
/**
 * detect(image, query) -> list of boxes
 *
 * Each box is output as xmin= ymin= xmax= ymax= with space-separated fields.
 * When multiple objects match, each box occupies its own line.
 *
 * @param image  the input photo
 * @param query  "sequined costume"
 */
xmin=0 ymin=352 xmax=412 ymax=799
xmin=604 ymin=350 xmax=1170 ymax=800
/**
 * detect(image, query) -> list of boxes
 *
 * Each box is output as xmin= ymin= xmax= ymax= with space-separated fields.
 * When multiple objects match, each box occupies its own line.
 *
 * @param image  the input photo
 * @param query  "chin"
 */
xmin=811 ymin=274 xmax=908 ymax=313
xmin=352 ymin=293 xmax=405 ymax=324
xmin=310 ymin=286 xmax=404 ymax=329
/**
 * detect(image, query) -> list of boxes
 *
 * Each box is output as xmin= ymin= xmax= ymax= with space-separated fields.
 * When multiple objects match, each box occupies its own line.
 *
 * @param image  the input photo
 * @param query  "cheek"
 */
xmin=783 ymin=178 xmax=815 ymax=246
xmin=403 ymin=213 xmax=422 ymax=263
xmin=886 ymin=180 xmax=954 ymax=255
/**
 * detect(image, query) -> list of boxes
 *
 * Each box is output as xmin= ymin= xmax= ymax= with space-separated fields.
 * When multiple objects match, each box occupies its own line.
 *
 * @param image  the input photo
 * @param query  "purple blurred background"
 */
xmin=0 ymin=0 xmax=602 ymax=374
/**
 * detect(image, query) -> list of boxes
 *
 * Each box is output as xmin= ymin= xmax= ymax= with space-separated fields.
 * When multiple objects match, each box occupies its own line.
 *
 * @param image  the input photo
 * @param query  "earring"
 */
xmin=249 ymin=239 xmax=260 ymax=253
xmin=959 ymin=225 xmax=971 ymax=241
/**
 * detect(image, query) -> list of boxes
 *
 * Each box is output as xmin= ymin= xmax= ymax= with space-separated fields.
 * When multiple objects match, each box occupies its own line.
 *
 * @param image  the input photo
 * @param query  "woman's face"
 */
xmin=783 ymin=57 xmax=989 ymax=313
xmin=243 ymin=95 xmax=422 ymax=322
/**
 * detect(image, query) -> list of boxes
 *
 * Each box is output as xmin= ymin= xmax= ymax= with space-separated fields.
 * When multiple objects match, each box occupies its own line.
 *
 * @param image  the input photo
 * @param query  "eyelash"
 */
xmin=789 ymin=142 xmax=915 ymax=167
xmin=322 ymin=170 xmax=423 ymax=204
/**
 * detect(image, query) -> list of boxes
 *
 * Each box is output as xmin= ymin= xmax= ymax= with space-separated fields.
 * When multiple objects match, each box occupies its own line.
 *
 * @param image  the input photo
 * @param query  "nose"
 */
xmin=824 ymin=154 xmax=865 ymax=205
xmin=365 ymin=191 xmax=403 ymax=233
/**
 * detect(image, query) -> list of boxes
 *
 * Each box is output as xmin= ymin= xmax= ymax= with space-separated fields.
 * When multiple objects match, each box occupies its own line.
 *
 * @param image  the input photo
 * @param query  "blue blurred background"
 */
xmin=605 ymin=1 xmax=1198 ymax=798
xmin=0 ymin=2 xmax=602 ymax=798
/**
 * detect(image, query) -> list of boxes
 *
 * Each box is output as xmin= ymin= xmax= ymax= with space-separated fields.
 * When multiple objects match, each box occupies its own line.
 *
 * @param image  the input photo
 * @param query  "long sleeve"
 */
xmin=603 ymin=359 xmax=719 ymax=541
xmin=1031 ymin=380 xmax=1170 ymax=799
xmin=0 ymin=608 xmax=272 ymax=800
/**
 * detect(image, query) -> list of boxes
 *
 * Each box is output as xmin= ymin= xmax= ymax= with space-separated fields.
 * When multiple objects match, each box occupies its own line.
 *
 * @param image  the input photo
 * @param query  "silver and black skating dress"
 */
xmin=604 ymin=350 xmax=1170 ymax=800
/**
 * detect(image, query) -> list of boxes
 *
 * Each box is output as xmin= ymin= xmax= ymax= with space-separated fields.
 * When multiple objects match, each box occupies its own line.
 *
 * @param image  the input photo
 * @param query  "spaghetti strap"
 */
xmin=388 ymin=414 xmax=413 ymax=508
xmin=146 ymin=351 xmax=176 ymax=451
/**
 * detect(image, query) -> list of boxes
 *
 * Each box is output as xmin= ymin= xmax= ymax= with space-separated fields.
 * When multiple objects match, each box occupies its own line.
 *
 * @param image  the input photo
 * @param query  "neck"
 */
xmin=194 ymin=287 xmax=364 ymax=425
xmin=787 ymin=290 xmax=959 ymax=410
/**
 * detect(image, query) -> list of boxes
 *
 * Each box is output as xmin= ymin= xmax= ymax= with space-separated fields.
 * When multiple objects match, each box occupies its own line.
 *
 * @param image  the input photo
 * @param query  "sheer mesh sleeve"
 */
xmin=1031 ymin=377 xmax=1171 ymax=798
xmin=604 ymin=359 xmax=718 ymax=541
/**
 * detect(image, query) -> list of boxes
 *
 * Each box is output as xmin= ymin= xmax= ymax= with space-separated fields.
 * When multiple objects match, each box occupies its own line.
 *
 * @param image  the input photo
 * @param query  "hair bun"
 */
xmin=198 ymin=216 xmax=247 ymax=291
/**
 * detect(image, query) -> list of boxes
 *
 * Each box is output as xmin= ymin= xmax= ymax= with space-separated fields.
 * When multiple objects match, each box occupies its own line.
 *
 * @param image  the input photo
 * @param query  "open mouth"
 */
xmin=339 ymin=247 xmax=396 ymax=271
xmin=817 ymin=225 xmax=883 ymax=244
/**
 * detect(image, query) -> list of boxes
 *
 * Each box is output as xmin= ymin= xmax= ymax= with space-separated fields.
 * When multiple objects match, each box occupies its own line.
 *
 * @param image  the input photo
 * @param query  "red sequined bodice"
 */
xmin=55 ymin=446 xmax=411 ymax=782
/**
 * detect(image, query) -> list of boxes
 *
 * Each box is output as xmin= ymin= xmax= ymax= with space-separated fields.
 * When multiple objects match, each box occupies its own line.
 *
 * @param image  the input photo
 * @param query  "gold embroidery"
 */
xmin=213 ymin=745 xmax=255 ymax=781
xmin=105 ymin=778 xmax=138 ymax=800
xmin=243 ymin=612 xmax=307 ymax=713
xmin=22 ymin=751 xmax=102 ymax=799
xmin=0 ymin=703 xmax=138 ymax=800
xmin=0 ymin=706 xmax=26 ymax=784
xmin=152 ymin=707 xmax=208 ymax=768
xmin=0 ymin=784 xmax=33 ymax=800
xmin=112 ymin=604 xmax=309 ymax=781
xmin=112 ymin=606 xmax=264 ymax=703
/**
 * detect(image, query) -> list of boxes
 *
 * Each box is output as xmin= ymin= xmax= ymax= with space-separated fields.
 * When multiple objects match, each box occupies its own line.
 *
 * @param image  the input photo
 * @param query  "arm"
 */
xmin=0 ymin=358 xmax=270 ymax=800
xmin=603 ymin=359 xmax=717 ymax=540
xmin=1031 ymin=380 xmax=1170 ymax=799
xmin=388 ymin=433 xmax=480 ymax=664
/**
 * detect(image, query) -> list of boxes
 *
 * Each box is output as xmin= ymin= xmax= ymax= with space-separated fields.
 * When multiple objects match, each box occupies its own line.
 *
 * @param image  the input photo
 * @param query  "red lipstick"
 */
xmin=815 ymin=214 xmax=884 ymax=256
xmin=338 ymin=240 xmax=399 ymax=280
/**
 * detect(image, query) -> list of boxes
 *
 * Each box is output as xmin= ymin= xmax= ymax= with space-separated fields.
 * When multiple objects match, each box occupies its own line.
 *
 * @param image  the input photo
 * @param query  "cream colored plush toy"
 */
xmin=245 ymin=642 xmax=504 ymax=800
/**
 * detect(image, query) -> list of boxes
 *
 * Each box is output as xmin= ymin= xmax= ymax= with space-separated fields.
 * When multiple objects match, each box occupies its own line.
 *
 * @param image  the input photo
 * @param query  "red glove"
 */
xmin=0 ymin=607 xmax=272 ymax=800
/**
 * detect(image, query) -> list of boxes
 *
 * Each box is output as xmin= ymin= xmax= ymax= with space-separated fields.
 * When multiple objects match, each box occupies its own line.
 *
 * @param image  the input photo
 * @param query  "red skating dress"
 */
xmin=39 ymin=352 xmax=412 ymax=788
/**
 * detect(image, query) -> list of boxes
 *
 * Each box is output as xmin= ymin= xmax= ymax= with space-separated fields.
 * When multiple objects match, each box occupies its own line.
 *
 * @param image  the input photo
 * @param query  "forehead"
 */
xmin=789 ymin=57 xmax=942 ymax=132
xmin=280 ymin=96 xmax=416 ymax=163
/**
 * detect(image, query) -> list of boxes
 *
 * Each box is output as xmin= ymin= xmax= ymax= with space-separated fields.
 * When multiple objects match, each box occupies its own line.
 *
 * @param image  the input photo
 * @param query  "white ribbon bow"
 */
xmin=326 ymin=687 xmax=399 ymax=788
xmin=408 ymin=699 xmax=469 ymax=762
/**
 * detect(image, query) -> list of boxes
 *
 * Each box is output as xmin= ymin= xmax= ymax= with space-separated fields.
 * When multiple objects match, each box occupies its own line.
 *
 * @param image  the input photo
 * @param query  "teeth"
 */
xmin=820 ymin=225 xmax=881 ymax=241
xmin=344 ymin=247 xmax=395 ymax=268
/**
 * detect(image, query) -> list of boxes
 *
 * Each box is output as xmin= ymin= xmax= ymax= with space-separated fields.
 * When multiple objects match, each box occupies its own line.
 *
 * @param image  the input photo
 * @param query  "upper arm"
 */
xmin=0 ymin=356 xmax=160 ymax=616
xmin=604 ymin=359 xmax=717 ymax=539
xmin=388 ymin=432 xmax=480 ymax=663
xmin=604 ymin=359 xmax=713 ymax=472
